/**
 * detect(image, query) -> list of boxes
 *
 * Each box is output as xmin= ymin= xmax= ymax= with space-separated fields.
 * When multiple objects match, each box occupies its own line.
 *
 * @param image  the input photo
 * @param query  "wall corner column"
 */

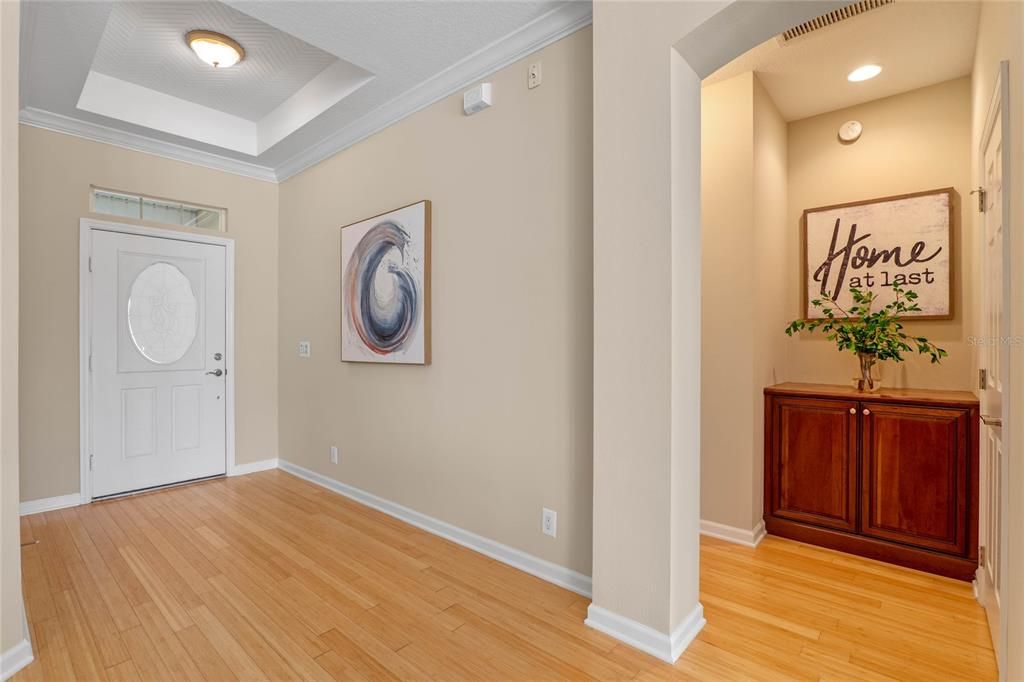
xmin=0 ymin=0 xmax=32 ymax=678
xmin=588 ymin=0 xmax=711 ymax=663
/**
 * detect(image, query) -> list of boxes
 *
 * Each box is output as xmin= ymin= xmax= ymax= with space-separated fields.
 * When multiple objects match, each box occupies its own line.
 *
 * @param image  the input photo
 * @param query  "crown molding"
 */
xmin=19 ymin=2 xmax=591 ymax=185
xmin=18 ymin=107 xmax=278 ymax=183
xmin=273 ymin=1 xmax=593 ymax=181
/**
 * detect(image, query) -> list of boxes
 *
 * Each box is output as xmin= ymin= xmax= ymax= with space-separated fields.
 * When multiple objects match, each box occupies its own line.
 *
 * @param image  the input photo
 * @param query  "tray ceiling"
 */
xmin=20 ymin=0 xmax=591 ymax=181
xmin=92 ymin=2 xmax=340 ymax=120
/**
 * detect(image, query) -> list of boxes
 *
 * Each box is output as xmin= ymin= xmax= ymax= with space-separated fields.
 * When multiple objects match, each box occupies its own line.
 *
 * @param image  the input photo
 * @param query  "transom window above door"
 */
xmin=91 ymin=187 xmax=226 ymax=232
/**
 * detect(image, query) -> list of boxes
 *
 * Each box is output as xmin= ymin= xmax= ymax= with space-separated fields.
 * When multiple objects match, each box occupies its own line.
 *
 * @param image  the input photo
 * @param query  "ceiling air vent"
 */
xmin=778 ymin=0 xmax=894 ymax=43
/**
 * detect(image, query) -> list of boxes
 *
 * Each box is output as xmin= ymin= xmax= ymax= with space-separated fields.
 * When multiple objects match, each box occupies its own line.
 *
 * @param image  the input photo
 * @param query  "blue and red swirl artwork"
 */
xmin=341 ymin=201 xmax=430 ymax=364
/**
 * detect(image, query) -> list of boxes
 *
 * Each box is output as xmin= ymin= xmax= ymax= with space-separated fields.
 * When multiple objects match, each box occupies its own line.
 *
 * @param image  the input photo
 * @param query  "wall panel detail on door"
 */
xmin=982 ymin=429 xmax=1002 ymax=590
xmin=861 ymin=404 xmax=968 ymax=554
xmin=768 ymin=397 xmax=858 ymax=531
xmin=121 ymin=387 xmax=156 ymax=458
xmin=172 ymin=384 xmax=202 ymax=452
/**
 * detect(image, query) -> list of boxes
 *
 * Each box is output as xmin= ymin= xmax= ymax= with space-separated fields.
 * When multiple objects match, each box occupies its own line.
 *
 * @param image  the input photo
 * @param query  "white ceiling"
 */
xmin=705 ymin=1 xmax=981 ymax=121
xmin=20 ymin=0 xmax=591 ymax=181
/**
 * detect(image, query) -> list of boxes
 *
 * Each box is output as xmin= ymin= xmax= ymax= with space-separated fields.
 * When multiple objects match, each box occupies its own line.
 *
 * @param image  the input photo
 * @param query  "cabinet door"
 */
xmin=861 ymin=403 xmax=969 ymax=555
xmin=768 ymin=397 xmax=859 ymax=531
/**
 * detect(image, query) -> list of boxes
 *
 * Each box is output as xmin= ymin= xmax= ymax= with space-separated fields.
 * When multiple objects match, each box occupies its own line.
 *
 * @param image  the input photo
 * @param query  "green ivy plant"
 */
xmin=785 ymin=284 xmax=948 ymax=366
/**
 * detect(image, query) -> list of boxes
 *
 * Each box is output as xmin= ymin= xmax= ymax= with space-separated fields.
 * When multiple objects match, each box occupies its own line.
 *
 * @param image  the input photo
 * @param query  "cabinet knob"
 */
xmin=849 ymin=408 xmax=856 ymax=414
xmin=863 ymin=408 xmax=871 ymax=416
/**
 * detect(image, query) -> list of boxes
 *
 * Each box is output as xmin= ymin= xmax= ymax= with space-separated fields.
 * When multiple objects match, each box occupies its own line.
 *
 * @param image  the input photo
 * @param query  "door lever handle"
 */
xmin=206 ymin=369 xmax=223 ymax=377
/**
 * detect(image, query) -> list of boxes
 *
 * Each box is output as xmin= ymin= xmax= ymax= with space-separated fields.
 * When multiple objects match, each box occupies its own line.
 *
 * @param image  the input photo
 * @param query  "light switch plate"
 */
xmin=298 ymin=341 xmax=311 ymax=358
xmin=528 ymin=62 xmax=542 ymax=89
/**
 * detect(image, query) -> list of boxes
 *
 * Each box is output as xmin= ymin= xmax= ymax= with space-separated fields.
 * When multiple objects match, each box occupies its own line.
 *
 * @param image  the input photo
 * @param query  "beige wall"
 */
xmin=787 ymin=77 xmax=974 ymax=391
xmin=971 ymin=1 xmax=1024 ymax=675
xmin=277 ymin=29 xmax=594 ymax=575
xmin=18 ymin=126 xmax=279 ymax=503
xmin=1 ymin=0 xmax=26 ymax=657
xmin=750 ymin=77 xmax=791 ymax=527
xmin=701 ymin=73 xmax=756 ymax=532
xmin=700 ymin=72 xmax=789 ymax=533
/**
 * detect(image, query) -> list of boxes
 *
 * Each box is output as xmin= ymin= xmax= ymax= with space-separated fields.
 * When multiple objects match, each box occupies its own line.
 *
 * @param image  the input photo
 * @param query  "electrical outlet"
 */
xmin=330 ymin=446 xmax=338 ymax=464
xmin=528 ymin=62 xmax=542 ymax=89
xmin=542 ymin=508 xmax=557 ymax=538
xmin=298 ymin=341 xmax=311 ymax=358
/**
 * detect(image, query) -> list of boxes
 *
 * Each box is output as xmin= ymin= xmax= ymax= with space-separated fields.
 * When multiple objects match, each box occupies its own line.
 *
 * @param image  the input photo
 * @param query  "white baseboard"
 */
xmin=20 ymin=459 xmax=277 ymax=515
xmin=700 ymin=519 xmax=766 ymax=548
xmin=0 ymin=638 xmax=32 ymax=681
xmin=229 ymin=458 xmax=279 ymax=477
xmin=19 ymin=493 xmax=83 ymax=517
xmin=277 ymin=459 xmax=592 ymax=597
xmin=1 ymin=610 xmax=33 ymax=681
xmin=585 ymin=602 xmax=705 ymax=663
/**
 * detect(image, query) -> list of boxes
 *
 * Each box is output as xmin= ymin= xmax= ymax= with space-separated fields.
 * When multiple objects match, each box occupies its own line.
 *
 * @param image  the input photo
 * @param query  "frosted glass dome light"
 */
xmin=186 ymin=30 xmax=245 ymax=69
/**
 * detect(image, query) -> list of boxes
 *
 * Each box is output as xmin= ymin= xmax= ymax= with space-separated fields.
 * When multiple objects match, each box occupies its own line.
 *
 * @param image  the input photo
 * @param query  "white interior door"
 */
xmin=977 ymin=62 xmax=1010 ymax=667
xmin=89 ymin=228 xmax=227 ymax=498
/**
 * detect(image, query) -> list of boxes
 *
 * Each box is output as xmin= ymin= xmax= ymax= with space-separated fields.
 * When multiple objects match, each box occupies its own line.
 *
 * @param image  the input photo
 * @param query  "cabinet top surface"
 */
xmin=765 ymin=382 xmax=979 ymax=406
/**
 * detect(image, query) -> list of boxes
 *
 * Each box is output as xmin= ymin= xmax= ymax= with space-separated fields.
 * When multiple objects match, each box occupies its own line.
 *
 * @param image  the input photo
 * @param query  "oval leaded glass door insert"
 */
xmin=127 ymin=262 xmax=198 ymax=364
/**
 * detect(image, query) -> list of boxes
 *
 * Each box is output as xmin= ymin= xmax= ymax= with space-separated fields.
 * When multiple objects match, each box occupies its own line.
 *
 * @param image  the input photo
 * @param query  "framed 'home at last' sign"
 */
xmin=802 ymin=187 xmax=955 ymax=320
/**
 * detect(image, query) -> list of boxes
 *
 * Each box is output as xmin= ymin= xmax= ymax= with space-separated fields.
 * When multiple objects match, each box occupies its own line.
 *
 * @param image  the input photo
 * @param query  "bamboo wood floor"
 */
xmin=15 ymin=470 xmax=996 ymax=681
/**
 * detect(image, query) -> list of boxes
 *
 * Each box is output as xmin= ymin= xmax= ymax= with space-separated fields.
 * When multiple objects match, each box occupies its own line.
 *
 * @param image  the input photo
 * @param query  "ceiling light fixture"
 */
xmin=186 ymin=30 xmax=245 ymax=68
xmin=847 ymin=64 xmax=882 ymax=82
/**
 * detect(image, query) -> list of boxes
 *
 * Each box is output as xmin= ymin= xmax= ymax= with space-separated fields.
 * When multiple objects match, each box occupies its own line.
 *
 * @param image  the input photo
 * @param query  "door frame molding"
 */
xmin=78 ymin=218 xmax=236 ymax=503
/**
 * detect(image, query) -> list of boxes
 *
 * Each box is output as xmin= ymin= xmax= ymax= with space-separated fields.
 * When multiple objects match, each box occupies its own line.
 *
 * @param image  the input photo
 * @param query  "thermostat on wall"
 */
xmin=463 ymin=82 xmax=492 ymax=116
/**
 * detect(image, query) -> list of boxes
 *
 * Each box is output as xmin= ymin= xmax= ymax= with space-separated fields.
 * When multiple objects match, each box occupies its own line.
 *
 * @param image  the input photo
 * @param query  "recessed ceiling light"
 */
xmin=186 ymin=30 xmax=245 ymax=69
xmin=847 ymin=64 xmax=882 ymax=82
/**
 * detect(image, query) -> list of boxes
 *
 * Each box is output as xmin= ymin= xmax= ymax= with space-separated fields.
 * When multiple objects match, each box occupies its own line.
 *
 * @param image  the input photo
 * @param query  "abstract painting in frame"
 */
xmin=802 ymin=188 xmax=954 ymax=320
xmin=341 ymin=200 xmax=431 ymax=364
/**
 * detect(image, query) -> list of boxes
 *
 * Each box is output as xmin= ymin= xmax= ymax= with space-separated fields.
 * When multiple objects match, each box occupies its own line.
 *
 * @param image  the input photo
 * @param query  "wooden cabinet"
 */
xmin=764 ymin=383 xmax=979 ymax=580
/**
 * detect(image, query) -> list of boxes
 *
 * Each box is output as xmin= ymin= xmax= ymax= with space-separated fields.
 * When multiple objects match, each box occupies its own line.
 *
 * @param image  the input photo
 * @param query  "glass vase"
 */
xmin=858 ymin=352 xmax=878 ymax=392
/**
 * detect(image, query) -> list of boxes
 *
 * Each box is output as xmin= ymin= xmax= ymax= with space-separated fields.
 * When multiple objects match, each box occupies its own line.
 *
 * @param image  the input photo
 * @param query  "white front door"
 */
xmin=89 ymin=228 xmax=227 ymax=498
xmin=977 ymin=62 xmax=1010 ymax=666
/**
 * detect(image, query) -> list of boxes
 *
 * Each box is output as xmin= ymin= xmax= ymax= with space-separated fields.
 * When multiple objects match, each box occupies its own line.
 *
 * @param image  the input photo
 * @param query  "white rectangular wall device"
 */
xmin=463 ymin=82 xmax=492 ymax=115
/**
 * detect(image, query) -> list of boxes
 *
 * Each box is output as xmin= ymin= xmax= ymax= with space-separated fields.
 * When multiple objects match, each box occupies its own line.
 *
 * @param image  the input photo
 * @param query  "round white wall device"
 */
xmin=838 ymin=120 xmax=863 ymax=143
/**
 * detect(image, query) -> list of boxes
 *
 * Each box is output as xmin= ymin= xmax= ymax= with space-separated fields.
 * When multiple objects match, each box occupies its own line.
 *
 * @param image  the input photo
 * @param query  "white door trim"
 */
xmin=79 ymin=218 xmax=236 ymax=503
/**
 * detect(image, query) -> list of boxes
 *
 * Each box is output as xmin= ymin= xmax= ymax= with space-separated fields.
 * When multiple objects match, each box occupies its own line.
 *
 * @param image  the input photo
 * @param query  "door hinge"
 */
xmin=979 ymin=368 xmax=988 ymax=389
xmin=971 ymin=187 xmax=987 ymax=213
xmin=88 ymin=354 xmax=93 ymax=372
xmin=979 ymin=545 xmax=986 ymax=565
xmin=89 ymin=454 xmax=94 ymax=471
xmin=88 ymin=256 xmax=93 ymax=273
